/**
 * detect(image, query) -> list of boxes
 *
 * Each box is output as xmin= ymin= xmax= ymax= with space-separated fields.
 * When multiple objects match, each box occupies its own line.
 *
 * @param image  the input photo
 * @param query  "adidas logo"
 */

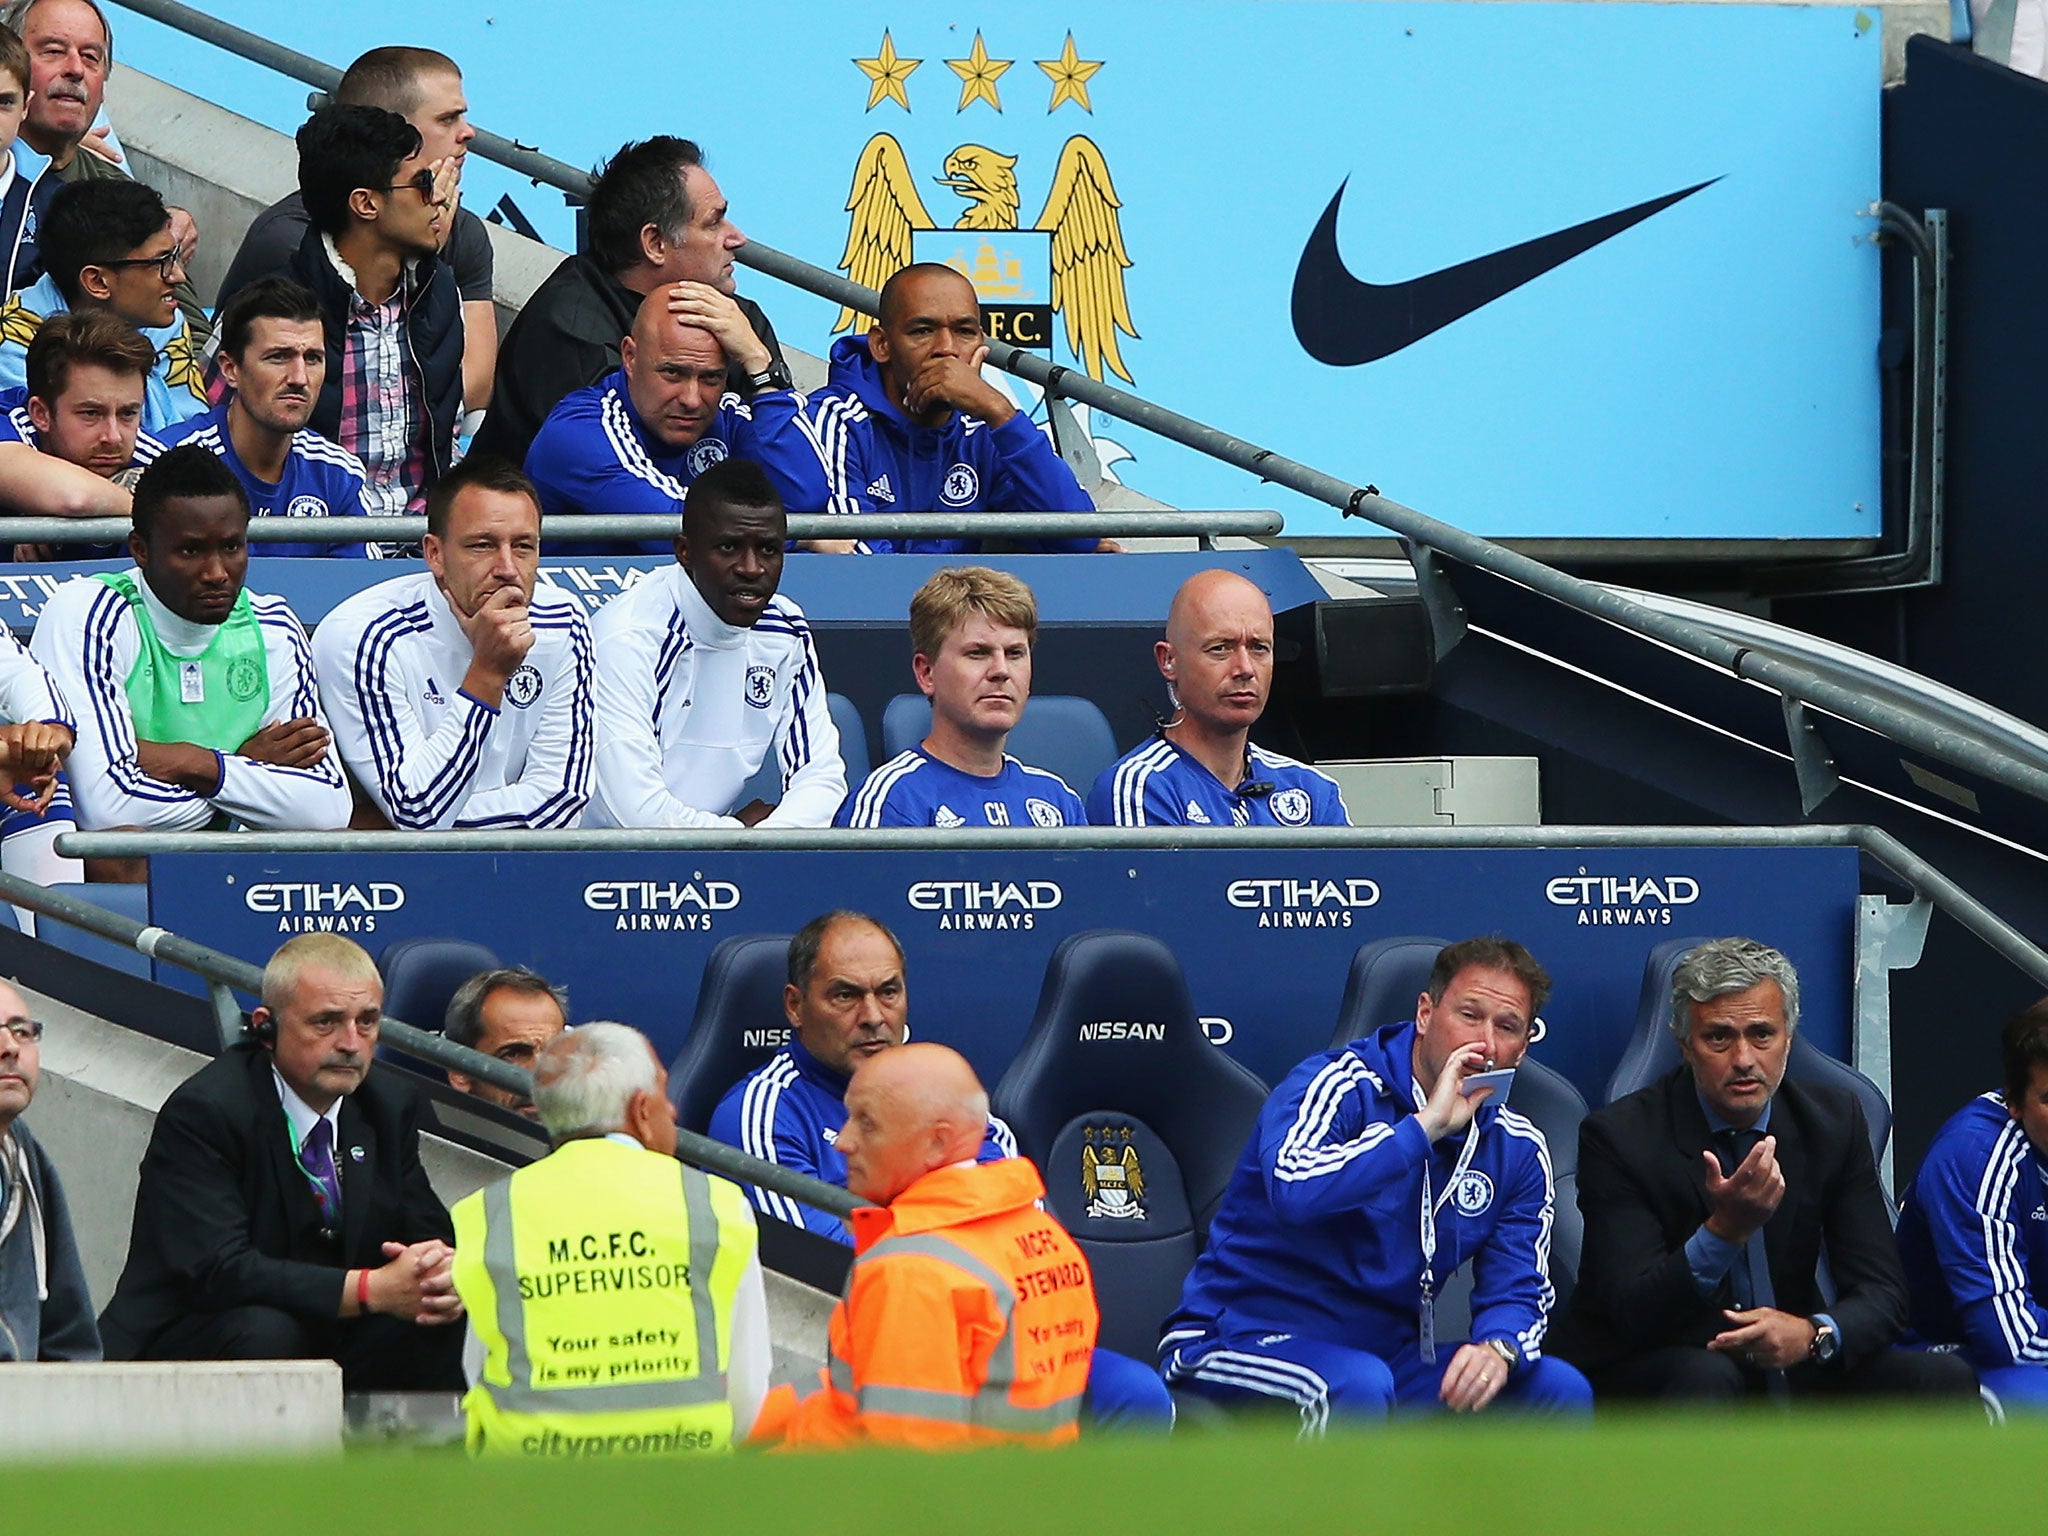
xmin=933 ymin=805 xmax=965 ymax=828
xmin=866 ymin=473 xmax=896 ymax=503
xmin=1184 ymin=801 xmax=1212 ymax=825
xmin=423 ymin=677 xmax=446 ymax=706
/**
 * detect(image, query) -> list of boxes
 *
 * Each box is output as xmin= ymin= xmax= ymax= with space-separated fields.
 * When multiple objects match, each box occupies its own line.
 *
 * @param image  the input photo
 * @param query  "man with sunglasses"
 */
xmin=0 ymin=986 xmax=100 ymax=1361
xmin=98 ymin=933 xmax=465 ymax=1389
xmin=0 ymin=176 xmax=207 ymax=432
xmin=285 ymin=103 xmax=463 ymax=521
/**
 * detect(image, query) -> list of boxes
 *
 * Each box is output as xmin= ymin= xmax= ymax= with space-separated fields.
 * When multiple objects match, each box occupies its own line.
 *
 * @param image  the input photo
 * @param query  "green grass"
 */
xmin=6 ymin=1410 xmax=2032 ymax=1535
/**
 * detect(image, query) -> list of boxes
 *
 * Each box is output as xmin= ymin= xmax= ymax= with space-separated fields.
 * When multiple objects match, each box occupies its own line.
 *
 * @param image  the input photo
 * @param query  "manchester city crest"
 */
xmin=1451 ymin=1170 xmax=1495 ymax=1216
xmin=505 ymin=664 xmax=544 ymax=710
xmin=1269 ymin=787 xmax=1313 ymax=826
xmin=1081 ymin=1125 xmax=1147 ymax=1221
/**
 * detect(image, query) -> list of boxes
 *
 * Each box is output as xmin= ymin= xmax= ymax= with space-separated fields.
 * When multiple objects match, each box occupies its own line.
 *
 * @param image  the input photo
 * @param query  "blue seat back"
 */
xmin=737 ymin=692 xmax=868 ymax=810
xmin=377 ymin=937 xmax=501 ymax=1035
xmin=39 ymin=883 xmax=148 ymax=978
xmin=992 ymin=930 xmax=1268 ymax=1359
xmin=667 ymin=933 xmax=794 ymax=1133
xmin=880 ymin=693 xmax=1117 ymax=797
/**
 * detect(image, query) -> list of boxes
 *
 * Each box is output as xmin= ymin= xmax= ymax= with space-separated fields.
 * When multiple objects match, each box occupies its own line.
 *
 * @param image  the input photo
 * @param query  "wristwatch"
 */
xmin=1808 ymin=1318 xmax=1840 ymax=1364
xmin=745 ymin=362 xmax=790 ymax=396
xmin=1486 ymin=1337 xmax=1520 ymax=1370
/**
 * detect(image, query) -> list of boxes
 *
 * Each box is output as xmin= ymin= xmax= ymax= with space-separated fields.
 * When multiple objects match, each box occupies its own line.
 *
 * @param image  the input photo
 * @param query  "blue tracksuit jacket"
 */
xmin=1089 ymin=734 xmax=1350 ymax=828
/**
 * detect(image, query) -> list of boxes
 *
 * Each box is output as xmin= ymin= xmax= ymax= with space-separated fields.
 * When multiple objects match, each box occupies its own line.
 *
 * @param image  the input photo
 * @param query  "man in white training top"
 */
xmin=588 ymin=457 xmax=843 ymax=829
xmin=312 ymin=455 xmax=592 ymax=830
xmin=30 ymin=445 xmax=351 ymax=848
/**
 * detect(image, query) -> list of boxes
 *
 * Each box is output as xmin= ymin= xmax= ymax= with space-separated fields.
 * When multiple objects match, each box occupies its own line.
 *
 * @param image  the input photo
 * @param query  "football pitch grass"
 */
xmin=6 ymin=1409 xmax=2033 ymax=1534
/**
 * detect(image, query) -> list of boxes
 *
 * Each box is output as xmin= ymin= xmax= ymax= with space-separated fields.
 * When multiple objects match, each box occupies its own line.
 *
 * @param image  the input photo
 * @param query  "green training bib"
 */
xmin=97 ymin=571 xmax=271 ymax=751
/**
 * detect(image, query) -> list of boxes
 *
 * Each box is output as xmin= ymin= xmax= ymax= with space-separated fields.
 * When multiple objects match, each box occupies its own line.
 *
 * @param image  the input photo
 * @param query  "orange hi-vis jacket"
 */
xmin=762 ymin=1158 xmax=1097 ymax=1449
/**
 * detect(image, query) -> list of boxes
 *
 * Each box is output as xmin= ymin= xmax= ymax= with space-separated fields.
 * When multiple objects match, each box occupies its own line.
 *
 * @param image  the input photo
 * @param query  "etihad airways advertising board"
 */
xmin=125 ymin=2 xmax=1883 ymax=541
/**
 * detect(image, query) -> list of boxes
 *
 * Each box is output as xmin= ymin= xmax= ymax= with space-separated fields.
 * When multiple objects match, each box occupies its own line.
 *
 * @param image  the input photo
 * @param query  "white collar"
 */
xmin=0 ymin=156 xmax=16 ymax=204
xmin=272 ymin=1064 xmax=343 ymax=1153
xmin=669 ymin=562 xmax=752 ymax=651
xmin=321 ymin=233 xmax=414 ymax=305
xmin=602 ymin=1131 xmax=643 ymax=1150
xmin=130 ymin=566 xmax=229 ymax=657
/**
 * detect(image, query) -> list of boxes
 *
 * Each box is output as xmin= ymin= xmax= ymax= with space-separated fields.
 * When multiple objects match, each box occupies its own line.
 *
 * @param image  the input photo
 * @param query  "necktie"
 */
xmin=301 ymin=1117 xmax=343 ymax=1229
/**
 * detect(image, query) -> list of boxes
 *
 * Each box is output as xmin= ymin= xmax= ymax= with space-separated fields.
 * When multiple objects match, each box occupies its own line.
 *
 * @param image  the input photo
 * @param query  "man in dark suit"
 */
xmin=99 ymin=933 xmax=464 ymax=1389
xmin=1554 ymin=936 xmax=1978 ymax=1404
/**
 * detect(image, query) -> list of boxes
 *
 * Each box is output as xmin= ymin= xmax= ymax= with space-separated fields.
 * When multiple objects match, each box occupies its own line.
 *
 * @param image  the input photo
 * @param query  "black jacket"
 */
xmin=1551 ymin=1067 xmax=1907 ymax=1374
xmin=286 ymin=225 xmax=465 ymax=487
xmin=472 ymin=252 xmax=787 ymax=467
xmin=97 ymin=1040 xmax=453 ymax=1360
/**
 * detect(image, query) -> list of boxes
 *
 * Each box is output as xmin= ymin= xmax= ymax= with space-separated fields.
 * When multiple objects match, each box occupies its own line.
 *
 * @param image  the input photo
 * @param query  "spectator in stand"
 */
xmin=0 ymin=311 xmax=161 ymax=559
xmin=442 ymin=966 xmax=568 ymax=1122
xmin=0 ymin=29 xmax=35 ymax=295
xmin=524 ymin=286 xmax=826 ymax=555
xmin=288 ymin=104 xmax=462 ymax=520
xmin=29 ymin=445 xmax=352 ymax=855
xmin=0 ymin=178 xmax=206 ymax=432
xmin=806 ymin=263 xmax=1114 ymax=555
xmin=586 ymin=458 xmax=842 ymax=829
xmin=475 ymin=136 xmax=789 ymax=467
xmin=98 ymin=934 xmax=465 ymax=1390
xmin=1 ymin=0 xmax=209 ymax=338
xmin=219 ymin=46 xmax=496 ymax=415
xmin=0 ymin=983 xmax=99 ymax=1360
xmin=838 ymin=567 xmax=1087 ymax=827
xmin=313 ymin=455 xmax=593 ymax=831
xmin=156 ymin=278 xmax=373 ymax=559
xmin=1089 ymin=569 xmax=1349 ymax=827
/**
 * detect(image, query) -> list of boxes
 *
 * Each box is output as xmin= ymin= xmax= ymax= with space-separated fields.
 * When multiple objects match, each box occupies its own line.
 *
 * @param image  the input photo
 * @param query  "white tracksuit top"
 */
xmin=312 ymin=570 xmax=594 ymax=830
xmin=587 ymin=564 xmax=845 ymax=829
xmin=29 ymin=571 xmax=351 ymax=831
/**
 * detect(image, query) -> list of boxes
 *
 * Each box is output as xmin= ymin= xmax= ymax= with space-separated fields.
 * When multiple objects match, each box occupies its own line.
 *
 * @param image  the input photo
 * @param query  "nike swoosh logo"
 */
xmin=1291 ymin=177 xmax=1720 ymax=366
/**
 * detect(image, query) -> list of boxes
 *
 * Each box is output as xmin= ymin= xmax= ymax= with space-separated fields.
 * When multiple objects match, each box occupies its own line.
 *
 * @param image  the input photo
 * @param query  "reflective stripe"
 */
xmin=480 ymin=1162 xmax=731 ymax=1414
xmin=834 ymin=1230 xmax=1081 ymax=1436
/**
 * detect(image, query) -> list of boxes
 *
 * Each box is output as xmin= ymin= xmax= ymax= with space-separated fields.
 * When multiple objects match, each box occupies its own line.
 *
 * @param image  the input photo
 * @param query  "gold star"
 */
xmin=945 ymin=31 xmax=1012 ymax=113
xmin=1036 ymin=32 xmax=1103 ymax=114
xmin=854 ymin=30 xmax=920 ymax=113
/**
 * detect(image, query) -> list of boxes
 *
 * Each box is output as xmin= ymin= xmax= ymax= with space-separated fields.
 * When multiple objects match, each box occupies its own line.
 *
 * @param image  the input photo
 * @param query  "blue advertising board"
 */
xmin=118 ymin=1 xmax=1881 ymax=543
xmin=148 ymin=844 xmax=1861 ymax=1103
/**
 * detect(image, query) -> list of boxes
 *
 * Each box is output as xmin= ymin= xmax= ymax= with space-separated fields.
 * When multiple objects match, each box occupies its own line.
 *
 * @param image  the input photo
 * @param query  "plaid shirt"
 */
xmin=324 ymin=236 xmax=427 ymax=519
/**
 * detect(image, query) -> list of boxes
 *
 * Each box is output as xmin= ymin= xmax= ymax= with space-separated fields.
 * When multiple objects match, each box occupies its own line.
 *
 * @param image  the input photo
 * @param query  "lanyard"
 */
xmin=1417 ymin=1119 xmax=1483 ymax=1365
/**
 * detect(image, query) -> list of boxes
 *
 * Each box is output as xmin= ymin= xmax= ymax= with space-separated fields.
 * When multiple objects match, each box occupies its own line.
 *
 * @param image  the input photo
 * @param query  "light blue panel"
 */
xmin=115 ymin=1 xmax=1880 ymax=541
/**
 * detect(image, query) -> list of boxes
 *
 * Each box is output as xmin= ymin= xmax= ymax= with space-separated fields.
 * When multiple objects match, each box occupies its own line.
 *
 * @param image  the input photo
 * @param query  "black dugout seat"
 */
xmin=666 ymin=932 xmax=793 ymax=1133
xmin=992 ymin=930 xmax=1269 ymax=1360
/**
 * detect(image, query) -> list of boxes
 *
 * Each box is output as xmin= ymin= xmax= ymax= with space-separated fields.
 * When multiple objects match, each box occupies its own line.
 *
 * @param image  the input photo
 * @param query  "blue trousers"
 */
xmin=1085 ymin=1346 xmax=1176 ymax=1431
xmin=1164 ymin=1329 xmax=1591 ymax=1433
xmin=1979 ymin=1363 xmax=2048 ymax=1414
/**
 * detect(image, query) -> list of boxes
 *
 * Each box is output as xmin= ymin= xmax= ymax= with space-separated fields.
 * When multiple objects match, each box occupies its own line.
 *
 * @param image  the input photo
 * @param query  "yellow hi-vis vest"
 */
xmin=450 ymin=1136 xmax=757 ymax=1458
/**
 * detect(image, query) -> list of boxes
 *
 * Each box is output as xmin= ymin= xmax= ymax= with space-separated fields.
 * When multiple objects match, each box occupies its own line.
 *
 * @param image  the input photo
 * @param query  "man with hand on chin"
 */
xmin=1162 ymin=936 xmax=1592 ymax=1429
xmin=314 ymin=454 xmax=593 ymax=830
xmin=99 ymin=934 xmax=465 ymax=1389
xmin=1554 ymin=937 xmax=1979 ymax=1404
xmin=807 ymin=262 xmax=1113 ymax=554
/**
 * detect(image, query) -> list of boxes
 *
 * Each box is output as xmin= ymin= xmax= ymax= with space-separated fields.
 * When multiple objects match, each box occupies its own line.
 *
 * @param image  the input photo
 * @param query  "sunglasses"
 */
xmin=383 ymin=167 xmax=438 ymax=200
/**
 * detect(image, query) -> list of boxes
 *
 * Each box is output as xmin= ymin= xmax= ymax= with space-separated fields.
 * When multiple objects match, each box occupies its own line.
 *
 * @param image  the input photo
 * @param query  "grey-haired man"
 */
xmin=1554 ymin=936 xmax=1978 ymax=1404
xmin=0 ymin=979 xmax=99 ymax=1360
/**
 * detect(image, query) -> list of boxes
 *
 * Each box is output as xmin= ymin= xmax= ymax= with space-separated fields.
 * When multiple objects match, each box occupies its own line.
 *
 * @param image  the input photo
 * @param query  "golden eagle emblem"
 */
xmin=836 ymin=132 xmax=1138 ymax=383
xmin=160 ymin=322 xmax=207 ymax=403
xmin=1080 ymin=1125 xmax=1147 ymax=1221
xmin=0 ymin=295 xmax=43 ymax=352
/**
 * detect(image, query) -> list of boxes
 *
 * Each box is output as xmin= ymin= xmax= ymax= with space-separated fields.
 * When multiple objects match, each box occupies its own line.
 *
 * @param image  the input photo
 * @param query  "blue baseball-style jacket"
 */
xmin=1165 ymin=1021 xmax=1557 ymax=1362
xmin=1089 ymin=734 xmax=1350 ymax=828
xmin=708 ymin=1035 xmax=1017 ymax=1244
xmin=1897 ymin=1093 xmax=2048 ymax=1371
xmin=804 ymin=336 xmax=1096 ymax=553
xmin=523 ymin=369 xmax=829 ymax=555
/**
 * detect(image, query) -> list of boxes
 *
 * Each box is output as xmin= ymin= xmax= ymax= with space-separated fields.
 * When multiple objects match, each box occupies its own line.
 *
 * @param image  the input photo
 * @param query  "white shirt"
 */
xmin=29 ymin=570 xmax=352 ymax=831
xmin=272 ymin=1066 xmax=344 ymax=1158
xmin=312 ymin=571 xmax=593 ymax=830
xmin=0 ymin=628 xmax=68 ymax=732
xmin=587 ymin=564 xmax=844 ymax=829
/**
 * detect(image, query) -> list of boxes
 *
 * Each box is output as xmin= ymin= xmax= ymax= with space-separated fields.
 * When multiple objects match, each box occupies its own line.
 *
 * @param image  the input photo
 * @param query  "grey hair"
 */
xmin=532 ymin=1022 xmax=659 ymax=1141
xmin=2 ymin=0 xmax=113 ymax=68
xmin=1669 ymin=937 xmax=1800 ymax=1041
xmin=444 ymin=967 xmax=568 ymax=1049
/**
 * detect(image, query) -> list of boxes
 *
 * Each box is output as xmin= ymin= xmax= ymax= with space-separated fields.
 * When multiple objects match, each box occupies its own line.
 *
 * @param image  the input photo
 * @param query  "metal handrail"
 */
xmin=106 ymin=3 xmax=2048 ymax=813
xmin=0 ymin=868 xmax=862 ymax=1218
xmin=58 ymin=821 xmax=2048 ymax=992
xmin=0 ymin=510 xmax=1280 ymax=545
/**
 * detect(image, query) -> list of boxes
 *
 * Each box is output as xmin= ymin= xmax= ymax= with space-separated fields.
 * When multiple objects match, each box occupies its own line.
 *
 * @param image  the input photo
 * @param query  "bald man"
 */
xmin=1088 ymin=570 xmax=1350 ymax=827
xmin=760 ymin=1044 xmax=1153 ymax=1447
xmin=522 ymin=284 xmax=828 ymax=555
xmin=806 ymin=262 xmax=1115 ymax=554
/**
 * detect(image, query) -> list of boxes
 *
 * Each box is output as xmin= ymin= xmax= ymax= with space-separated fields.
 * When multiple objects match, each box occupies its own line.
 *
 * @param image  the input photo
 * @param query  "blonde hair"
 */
xmin=908 ymin=566 xmax=1037 ymax=662
xmin=261 ymin=934 xmax=379 ymax=1013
